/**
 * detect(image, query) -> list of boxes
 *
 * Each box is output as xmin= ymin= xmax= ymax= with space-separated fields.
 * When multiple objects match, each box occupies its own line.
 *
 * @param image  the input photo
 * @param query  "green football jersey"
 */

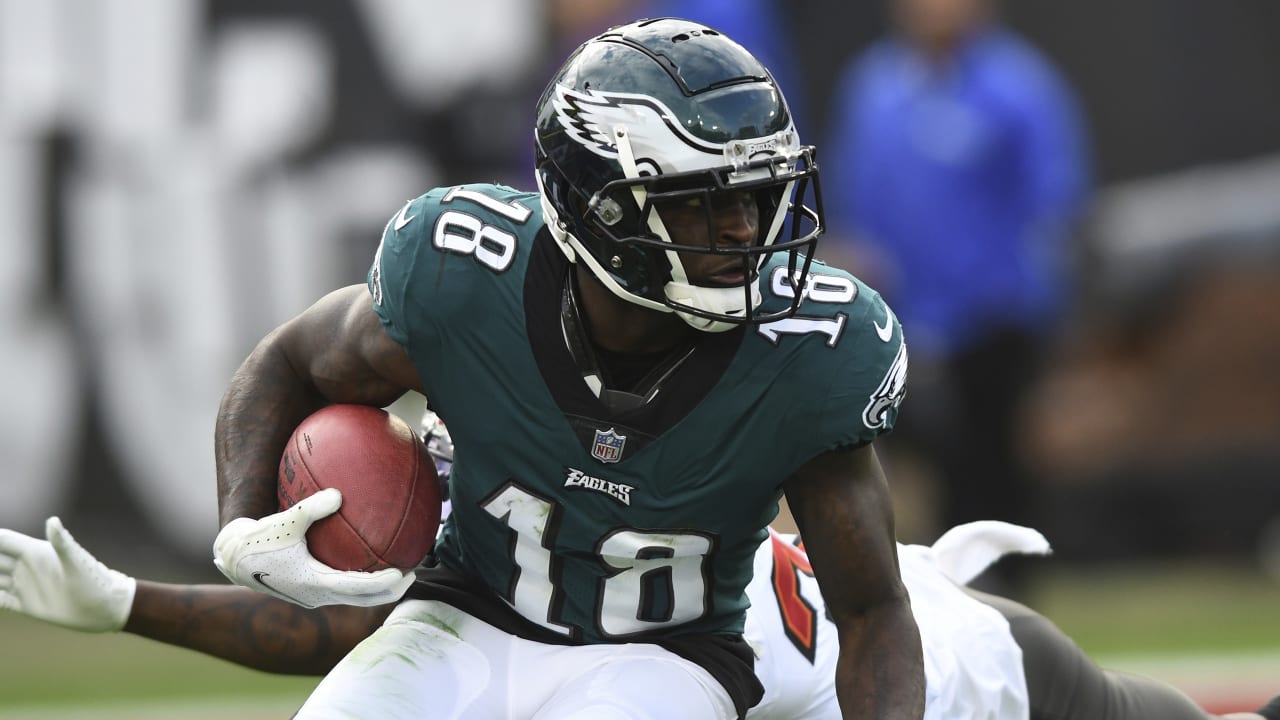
xmin=369 ymin=183 xmax=907 ymax=644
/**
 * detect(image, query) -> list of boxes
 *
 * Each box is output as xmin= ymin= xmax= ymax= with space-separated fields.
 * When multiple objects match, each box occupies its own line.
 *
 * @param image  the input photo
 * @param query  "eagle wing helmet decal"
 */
xmin=551 ymin=85 xmax=722 ymax=160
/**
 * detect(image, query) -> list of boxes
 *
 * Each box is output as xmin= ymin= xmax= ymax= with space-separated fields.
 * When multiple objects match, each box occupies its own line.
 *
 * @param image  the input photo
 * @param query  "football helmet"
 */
xmin=534 ymin=17 xmax=824 ymax=332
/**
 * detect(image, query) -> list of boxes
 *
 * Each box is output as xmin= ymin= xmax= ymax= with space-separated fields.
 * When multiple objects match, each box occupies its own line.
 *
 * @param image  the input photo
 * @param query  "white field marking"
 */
xmin=1096 ymin=647 xmax=1280 ymax=683
xmin=1094 ymin=648 xmax=1280 ymax=710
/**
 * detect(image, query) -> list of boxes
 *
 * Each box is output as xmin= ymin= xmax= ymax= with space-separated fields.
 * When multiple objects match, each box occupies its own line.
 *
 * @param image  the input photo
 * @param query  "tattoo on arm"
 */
xmin=215 ymin=341 xmax=327 ymax=524
xmin=215 ymin=285 xmax=418 ymax=526
xmin=126 ymin=582 xmax=388 ymax=675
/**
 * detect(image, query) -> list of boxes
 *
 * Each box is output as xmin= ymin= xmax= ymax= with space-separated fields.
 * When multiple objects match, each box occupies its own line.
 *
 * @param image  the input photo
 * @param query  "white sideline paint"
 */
xmin=1094 ymin=649 xmax=1280 ymax=712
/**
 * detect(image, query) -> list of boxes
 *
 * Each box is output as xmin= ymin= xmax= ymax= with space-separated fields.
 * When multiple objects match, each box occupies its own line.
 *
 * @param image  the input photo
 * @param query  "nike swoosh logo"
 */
xmin=873 ymin=306 xmax=894 ymax=342
xmin=252 ymin=571 xmax=307 ymax=606
xmin=393 ymin=202 xmax=416 ymax=231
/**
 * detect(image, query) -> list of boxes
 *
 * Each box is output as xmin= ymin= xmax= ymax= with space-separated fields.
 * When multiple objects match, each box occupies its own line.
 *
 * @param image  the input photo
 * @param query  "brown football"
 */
xmin=278 ymin=404 xmax=440 ymax=572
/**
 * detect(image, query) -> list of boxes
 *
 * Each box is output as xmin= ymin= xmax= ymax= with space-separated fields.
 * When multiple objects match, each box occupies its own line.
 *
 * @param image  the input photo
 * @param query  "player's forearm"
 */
xmin=216 ymin=337 xmax=325 ymax=525
xmin=833 ymin=601 xmax=925 ymax=720
xmin=124 ymin=581 xmax=380 ymax=675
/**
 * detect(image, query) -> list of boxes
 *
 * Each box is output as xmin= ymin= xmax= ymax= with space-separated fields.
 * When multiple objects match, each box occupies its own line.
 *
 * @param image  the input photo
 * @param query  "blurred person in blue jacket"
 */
xmin=822 ymin=0 xmax=1091 ymax=587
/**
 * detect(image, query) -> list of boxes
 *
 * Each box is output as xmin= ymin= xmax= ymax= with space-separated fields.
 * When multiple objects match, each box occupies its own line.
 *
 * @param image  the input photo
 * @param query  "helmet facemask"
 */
xmin=606 ymin=129 xmax=821 ymax=331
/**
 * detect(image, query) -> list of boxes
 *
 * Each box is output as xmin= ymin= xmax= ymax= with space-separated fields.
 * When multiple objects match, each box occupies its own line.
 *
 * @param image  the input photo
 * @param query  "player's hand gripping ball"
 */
xmin=278 ymin=404 xmax=441 ymax=572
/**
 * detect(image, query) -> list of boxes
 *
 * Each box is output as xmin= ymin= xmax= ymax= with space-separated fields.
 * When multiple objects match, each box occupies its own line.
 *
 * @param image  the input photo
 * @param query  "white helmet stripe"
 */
xmin=614 ymin=125 xmax=693 ymax=286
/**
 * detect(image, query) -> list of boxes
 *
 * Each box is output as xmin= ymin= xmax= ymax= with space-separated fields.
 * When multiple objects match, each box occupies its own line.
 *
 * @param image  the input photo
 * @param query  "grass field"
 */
xmin=1029 ymin=559 xmax=1280 ymax=714
xmin=1 ymin=559 xmax=1276 ymax=718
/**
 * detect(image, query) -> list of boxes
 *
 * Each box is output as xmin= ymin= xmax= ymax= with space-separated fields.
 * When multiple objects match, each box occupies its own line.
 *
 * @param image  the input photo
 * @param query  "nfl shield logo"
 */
xmin=591 ymin=428 xmax=626 ymax=464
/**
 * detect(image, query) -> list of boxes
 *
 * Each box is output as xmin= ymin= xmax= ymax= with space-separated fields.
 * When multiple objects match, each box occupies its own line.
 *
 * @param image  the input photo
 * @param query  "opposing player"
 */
xmin=2 ymin=515 xmax=1275 ymax=720
xmin=748 ymin=526 xmax=1278 ymax=720
xmin=210 ymin=17 xmax=921 ymax=719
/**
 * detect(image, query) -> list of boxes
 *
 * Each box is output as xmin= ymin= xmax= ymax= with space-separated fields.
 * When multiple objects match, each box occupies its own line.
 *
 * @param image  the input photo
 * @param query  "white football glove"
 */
xmin=0 ymin=517 xmax=137 ymax=633
xmin=212 ymin=488 xmax=415 ymax=609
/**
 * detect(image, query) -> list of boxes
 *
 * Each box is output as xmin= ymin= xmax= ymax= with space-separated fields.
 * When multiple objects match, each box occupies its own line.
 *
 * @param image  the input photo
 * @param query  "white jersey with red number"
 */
xmin=744 ymin=524 xmax=1043 ymax=720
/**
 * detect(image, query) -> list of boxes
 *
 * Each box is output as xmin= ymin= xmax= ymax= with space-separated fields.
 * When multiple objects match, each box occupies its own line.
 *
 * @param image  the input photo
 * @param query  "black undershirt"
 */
xmin=592 ymin=343 xmax=675 ymax=392
xmin=523 ymin=228 xmax=743 ymax=439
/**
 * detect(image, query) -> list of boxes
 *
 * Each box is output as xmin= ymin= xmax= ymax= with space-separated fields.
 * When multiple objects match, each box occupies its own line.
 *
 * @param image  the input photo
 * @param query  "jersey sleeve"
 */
xmin=751 ymin=257 xmax=909 ymax=459
xmin=815 ymin=280 xmax=909 ymax=451
xmin=368 ymin=192 xmax=436 ymax=349
xmin=366 ymin=184 xmax=538 ymax=360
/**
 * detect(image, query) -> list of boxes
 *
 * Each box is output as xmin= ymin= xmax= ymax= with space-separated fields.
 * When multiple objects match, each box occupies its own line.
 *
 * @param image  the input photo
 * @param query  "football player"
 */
xmin=209 ymin=16 xmax=921 ymax=720
xmin=1 ymin=515 xmax=1275 ymax=720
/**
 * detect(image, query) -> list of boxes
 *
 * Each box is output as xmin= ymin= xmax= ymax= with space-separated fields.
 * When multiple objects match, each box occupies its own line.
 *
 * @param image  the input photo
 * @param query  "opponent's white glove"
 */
xmin=212 ymin=488 xmax=414 ymax=609
xmin=0 ymin=517 xmax=137 ymax=632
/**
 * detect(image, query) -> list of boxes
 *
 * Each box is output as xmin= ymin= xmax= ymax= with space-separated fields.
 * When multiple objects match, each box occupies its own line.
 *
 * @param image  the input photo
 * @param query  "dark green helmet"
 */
xmin=534 ymin=17 xmax=823 ymax=332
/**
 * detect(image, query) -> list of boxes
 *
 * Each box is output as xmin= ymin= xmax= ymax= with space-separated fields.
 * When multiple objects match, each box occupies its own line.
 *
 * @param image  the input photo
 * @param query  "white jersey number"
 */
xmin=431 ymin=187 xmax=531 ymax=272
xmin=756 ymin=266 xmax=856 ymax=346
xmin=482 ymin=483 xmax=713 ymax=638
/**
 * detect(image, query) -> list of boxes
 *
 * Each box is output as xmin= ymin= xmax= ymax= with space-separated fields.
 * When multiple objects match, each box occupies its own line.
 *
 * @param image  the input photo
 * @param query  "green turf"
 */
xmin=1028 ymin=559 xmax=1280 ymax=658
xmin=0 ymin=615 xmax=317 ymax=707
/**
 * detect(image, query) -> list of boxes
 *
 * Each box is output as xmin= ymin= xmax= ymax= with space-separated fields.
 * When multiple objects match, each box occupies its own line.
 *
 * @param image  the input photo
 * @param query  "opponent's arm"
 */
xmin=127 ymin=581 xmax=389 ymax=675
xmin=783 ymin=443 xmax=925 ymax=720
xmin=213 ymin=284 xmax=424 ymax=608
xmin=0 ymin=518 xmax=387 ymax=674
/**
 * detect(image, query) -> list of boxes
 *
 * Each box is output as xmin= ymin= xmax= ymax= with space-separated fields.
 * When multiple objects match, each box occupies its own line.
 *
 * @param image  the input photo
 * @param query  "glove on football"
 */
xmin=0 ymin=517 xmax=137 ymax=632
xmin=212 ymin=488 xmax=414 ymax=609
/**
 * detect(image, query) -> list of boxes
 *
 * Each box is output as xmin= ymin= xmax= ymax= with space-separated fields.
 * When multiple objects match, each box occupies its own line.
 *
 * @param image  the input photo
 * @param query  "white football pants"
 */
xmin=293 ymin=599 xmax=736 ymax=720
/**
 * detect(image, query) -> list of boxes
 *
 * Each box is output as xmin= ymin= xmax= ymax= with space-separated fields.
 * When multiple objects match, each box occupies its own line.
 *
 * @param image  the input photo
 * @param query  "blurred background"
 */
xmin=1 ymin=0 xmax=1278 ymax=716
